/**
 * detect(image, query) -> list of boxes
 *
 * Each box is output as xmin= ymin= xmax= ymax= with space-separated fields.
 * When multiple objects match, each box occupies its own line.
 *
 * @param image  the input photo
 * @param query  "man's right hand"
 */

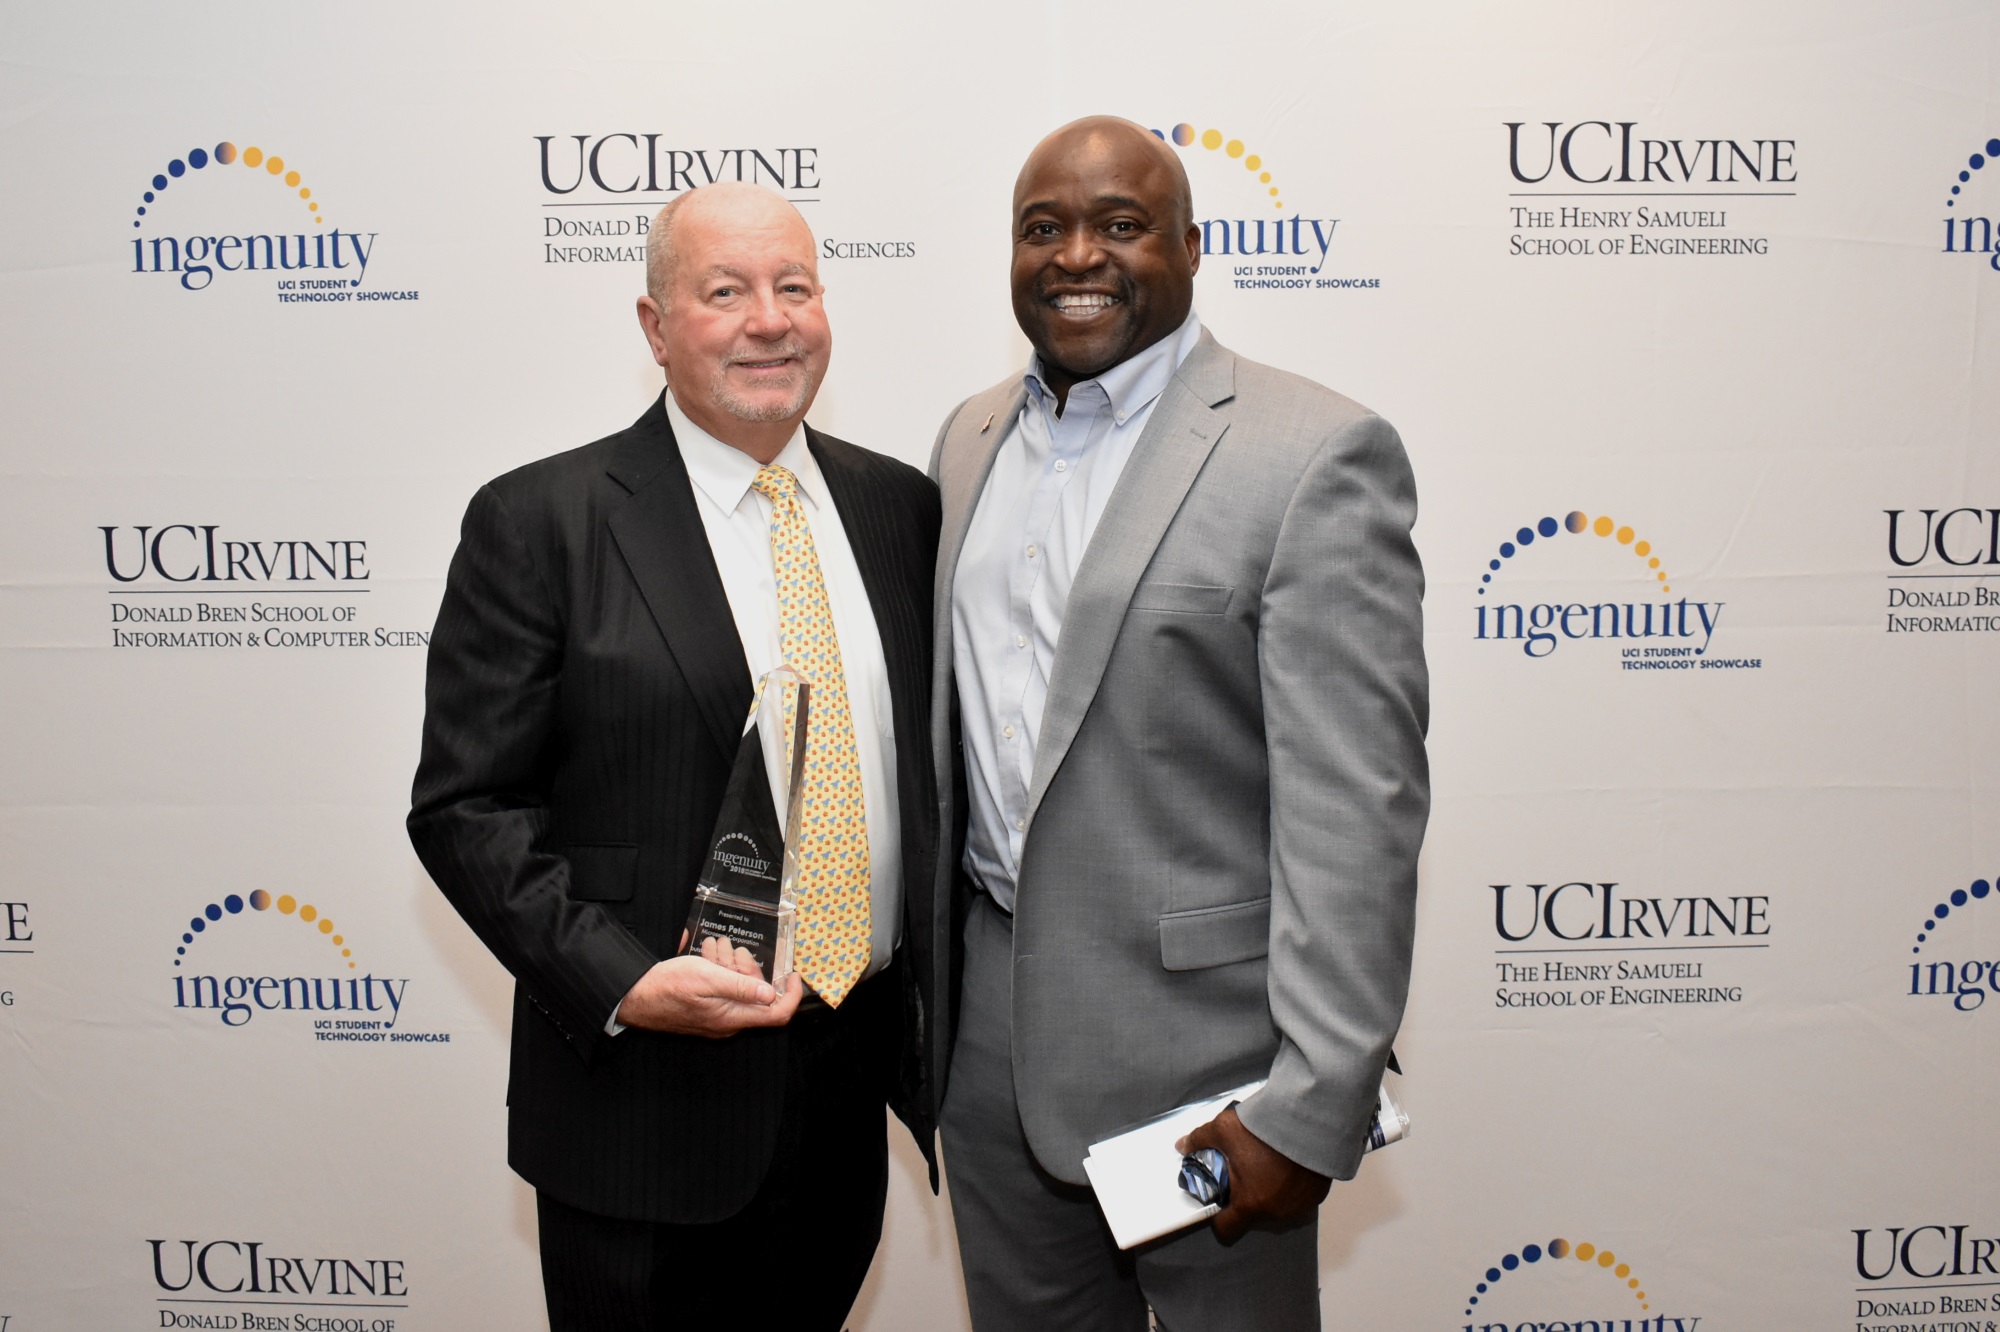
xmin=614 ymin=957 xmax=803 ymax=1037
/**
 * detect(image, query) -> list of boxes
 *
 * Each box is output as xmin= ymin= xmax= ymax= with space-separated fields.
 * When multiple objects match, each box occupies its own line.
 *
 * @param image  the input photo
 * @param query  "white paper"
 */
xmin=1081 ymin=1081 xmax=1265 ymax=1250
xmin=1083 ymin=1077 xmax=1411 ymax=1250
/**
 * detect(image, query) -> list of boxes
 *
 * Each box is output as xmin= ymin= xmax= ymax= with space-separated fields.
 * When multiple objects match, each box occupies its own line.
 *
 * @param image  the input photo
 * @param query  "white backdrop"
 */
xmin=5 ymin=2 xmax=1999 ymax=1328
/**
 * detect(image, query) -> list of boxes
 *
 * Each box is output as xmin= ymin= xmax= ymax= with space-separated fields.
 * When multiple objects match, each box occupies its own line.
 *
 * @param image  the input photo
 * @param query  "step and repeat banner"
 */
xmin=4 ymin=1 xmax=1996 ymax=1328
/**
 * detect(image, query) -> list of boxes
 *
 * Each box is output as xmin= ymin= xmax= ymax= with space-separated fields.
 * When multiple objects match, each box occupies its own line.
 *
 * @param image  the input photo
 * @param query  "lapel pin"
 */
xmin=980 ymin=413 xmax=994 ymax=434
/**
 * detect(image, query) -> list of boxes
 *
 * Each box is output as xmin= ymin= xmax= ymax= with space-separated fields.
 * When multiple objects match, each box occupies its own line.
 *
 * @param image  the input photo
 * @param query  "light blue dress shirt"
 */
xmin=952 ymin=310 xmax=1203 ymax=912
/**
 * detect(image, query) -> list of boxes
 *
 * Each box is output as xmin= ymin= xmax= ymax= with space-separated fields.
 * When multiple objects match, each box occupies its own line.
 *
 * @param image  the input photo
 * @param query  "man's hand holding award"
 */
xmin=614 ymin=667 xmax=809 ymax=1037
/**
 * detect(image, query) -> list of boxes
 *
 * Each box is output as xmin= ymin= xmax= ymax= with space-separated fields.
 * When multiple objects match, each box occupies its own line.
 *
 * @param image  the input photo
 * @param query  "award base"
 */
xmin=683 ymin=885 xmax=794 ymax=985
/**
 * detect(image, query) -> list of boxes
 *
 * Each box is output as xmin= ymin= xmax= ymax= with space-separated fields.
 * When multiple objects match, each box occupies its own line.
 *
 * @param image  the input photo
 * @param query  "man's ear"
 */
xmin=1184 ymin=224 xmax=1202 ymax=275
xmin=636 ymin=294 xmax=670 ymax=369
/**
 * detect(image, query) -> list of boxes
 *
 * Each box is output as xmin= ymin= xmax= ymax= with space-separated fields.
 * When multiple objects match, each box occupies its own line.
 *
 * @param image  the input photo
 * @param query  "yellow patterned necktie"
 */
xmin=750 ymin=464 xmax=871 ymax=1006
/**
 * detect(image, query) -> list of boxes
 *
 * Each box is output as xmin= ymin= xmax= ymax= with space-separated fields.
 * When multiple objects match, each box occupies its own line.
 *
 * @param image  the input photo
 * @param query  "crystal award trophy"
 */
xmin=678 ymin=667 xmax=808 ymax=984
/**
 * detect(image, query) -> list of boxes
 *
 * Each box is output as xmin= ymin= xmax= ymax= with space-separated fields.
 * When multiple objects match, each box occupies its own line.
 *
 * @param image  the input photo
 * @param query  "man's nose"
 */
xmin=743 ymin=289 xmax=792 ymax=338
xmin=1052 ymin=229 xmax=1105 ymax=274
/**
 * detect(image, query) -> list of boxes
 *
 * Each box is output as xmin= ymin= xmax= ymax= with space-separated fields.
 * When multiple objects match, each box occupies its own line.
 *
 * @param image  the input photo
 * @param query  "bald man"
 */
xmin=928 ymin=118 xmax=1428 ymax=1329
xmin=410 ymin=183 xmax=943 ymax=1331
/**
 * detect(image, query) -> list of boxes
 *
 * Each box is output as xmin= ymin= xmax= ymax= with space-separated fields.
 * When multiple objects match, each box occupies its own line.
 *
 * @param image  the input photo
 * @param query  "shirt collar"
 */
xmin=1024 ymin=307 xmax=1203 ymax=421
xmin=663 ymin=389 xmax=826 ymax=516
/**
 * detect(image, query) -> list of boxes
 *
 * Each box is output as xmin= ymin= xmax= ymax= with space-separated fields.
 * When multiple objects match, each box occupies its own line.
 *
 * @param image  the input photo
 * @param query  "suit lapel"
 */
xmin=604 ymin=399 xmax=752 ymax=763
xmin=934 ymin=383 xmax=1025 ymax=635
xmin=929 ymin=384 xmax=1025 ymax=765
xmin=1026 ymin=337 xmax=1236 ymax=818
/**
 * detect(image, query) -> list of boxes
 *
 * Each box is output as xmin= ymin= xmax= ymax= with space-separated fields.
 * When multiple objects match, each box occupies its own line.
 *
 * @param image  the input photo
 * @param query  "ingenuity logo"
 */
xmin=168 ymin=889 xmax=442 ymax=1042
xmin=1149 ymin=120 xmax=1376 ymax=293
xmin=1460 ymin=1235 xmax=1697 ymax=1331
xmin=127 ymin=138 xmax=416 ymax=302
xmin=1471 ymin=509 xmax=1758 ymax=671
xmin=1903 ymin=870 xmax=2000 ymax=1012
xmin=1941 ymin=136 xmax=2000 ymax=272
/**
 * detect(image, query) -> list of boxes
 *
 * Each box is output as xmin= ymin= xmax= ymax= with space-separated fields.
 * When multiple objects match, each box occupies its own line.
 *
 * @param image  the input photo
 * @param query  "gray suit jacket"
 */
xmin=928 ymin=330 xmax=1428 ymax=1185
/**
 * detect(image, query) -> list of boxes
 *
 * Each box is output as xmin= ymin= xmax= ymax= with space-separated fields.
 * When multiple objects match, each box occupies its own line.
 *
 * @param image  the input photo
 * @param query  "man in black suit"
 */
xmin=408 ymin=182 xmax=942 ymax=1331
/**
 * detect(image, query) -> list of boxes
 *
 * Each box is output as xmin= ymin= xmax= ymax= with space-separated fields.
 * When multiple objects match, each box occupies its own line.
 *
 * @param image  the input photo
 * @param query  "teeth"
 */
xmin=1053 ymin=294 xmax=1117 ymax=312
xmin=728 ymin=346 xmax=802 ymax=368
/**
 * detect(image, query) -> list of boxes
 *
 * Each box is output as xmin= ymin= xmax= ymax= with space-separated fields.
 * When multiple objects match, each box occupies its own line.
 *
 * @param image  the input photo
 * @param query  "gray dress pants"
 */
xmin=940 ymin=893 xmax=1322 ymax=1332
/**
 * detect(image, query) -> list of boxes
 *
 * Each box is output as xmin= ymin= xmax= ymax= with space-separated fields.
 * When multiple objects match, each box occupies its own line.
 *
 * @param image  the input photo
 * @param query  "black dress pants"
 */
xmin=536 ymin=970 xmax=896 ymax=1332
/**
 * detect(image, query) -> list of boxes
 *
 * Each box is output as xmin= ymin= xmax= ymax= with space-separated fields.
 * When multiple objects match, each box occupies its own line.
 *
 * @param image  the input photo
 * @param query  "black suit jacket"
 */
xmin=408 ymin=397 xmax=942 ymax=1224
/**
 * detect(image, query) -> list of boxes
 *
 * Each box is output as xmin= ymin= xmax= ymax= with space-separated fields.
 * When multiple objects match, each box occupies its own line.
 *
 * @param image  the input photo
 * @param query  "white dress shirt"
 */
xmin=952 ymin=310 xmax=1203 ymax=912
xmin=612 ymin=392 xmax=901 ymax=1029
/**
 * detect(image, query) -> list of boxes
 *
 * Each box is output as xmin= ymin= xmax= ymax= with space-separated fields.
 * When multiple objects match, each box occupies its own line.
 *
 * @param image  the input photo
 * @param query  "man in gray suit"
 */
xmin=928 ymin=117 xmax=1429 ymax=1330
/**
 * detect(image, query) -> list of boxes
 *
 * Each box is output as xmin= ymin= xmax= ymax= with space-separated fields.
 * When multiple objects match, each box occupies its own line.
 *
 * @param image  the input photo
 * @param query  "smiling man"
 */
xmin=929 ymin=118 xmax=1430 ymax=1329
xmin=409 ymin=182 xmax=942 ymax=1331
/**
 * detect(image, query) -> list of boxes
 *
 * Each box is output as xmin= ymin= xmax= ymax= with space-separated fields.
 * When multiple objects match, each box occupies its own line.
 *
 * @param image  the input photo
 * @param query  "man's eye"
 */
xmin=1026 ymin=222 xmax=1060 ymax=239
xmin=710 ymin=286 xmax=736 ymax=299
xmin=1106 ymin=220 xmax=1139 ymax=235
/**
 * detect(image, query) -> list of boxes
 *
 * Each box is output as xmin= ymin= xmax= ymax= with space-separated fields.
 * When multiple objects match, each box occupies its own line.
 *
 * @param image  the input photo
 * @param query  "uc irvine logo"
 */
xmin=1881 ymin=508 xmax=2000 ymax=635
xmin=1487 ymin=878 xmax=1765 ymax=1013
xmin=1 ymin=898 xmax=28 ymax=1014
xmin=168 ymin=889 xmax=439 ymax=1041
xmin=1855 ymin=1225 xmax=2000 ymax=1326
xmin=1150 ymin=121 xmax=1378 ymax=293
xmin=1501 ymin=120 xmax=1791 ymax=262
xmin=150 ymin=1237 xmax=408 ymax=1313
xmin=128 ymin=138 xmax=416 ymax=302
xmin=1471 ymin=509 xmax=1759 ymax=672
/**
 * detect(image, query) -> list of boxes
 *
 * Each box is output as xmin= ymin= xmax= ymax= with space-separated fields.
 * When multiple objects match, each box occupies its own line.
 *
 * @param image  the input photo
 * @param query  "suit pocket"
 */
xmin=1129 ymin=581 xmax=1233 ymax=615
xmin=1159 ymin=898 xmax=1270 ymax=971
xmin=564 ymin=842 xmax=638 ymax=902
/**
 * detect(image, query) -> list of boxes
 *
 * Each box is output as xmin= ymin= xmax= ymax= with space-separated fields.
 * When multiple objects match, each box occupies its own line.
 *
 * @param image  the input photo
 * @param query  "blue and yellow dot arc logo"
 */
xmin=174 ymin=889 xmax=355 ymax=969
xmin=1151 ymin=123 xmax=1284 ymax=211
xmin=133 ymin=141 xmax=327 ymax=229
xmin=1477 ymin=511 xmax=1673 ymax=595
xmin=1465 ymin=1237 xmax=1651 ymax=1316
